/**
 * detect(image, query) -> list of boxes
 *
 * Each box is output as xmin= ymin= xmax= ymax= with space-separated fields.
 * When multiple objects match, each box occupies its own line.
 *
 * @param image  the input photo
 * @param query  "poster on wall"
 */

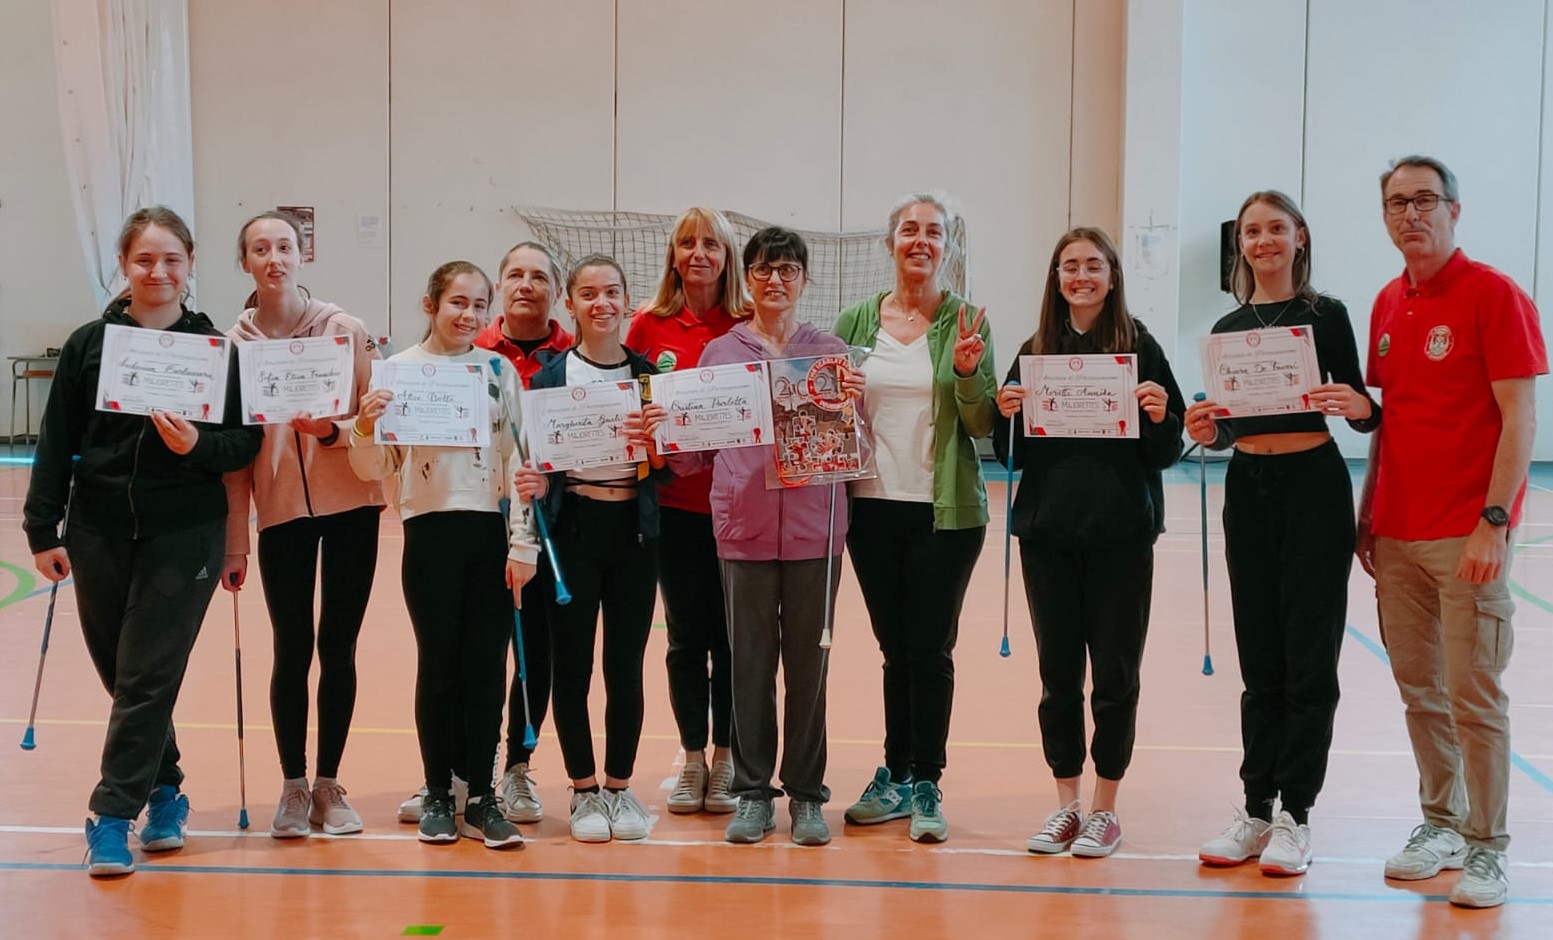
xmin=278 ymin=205 xmax=316 ymax=262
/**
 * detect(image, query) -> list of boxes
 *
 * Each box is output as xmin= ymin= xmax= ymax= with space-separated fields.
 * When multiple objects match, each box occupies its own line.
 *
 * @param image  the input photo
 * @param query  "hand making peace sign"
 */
xmin=952 ymin=304 xmax=988 ymax=377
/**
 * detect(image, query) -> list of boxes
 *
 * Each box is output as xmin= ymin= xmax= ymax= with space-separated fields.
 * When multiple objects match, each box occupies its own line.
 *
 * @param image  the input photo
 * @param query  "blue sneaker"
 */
xmin=843 ymin=767 xmax=913 ymax=825
xmin=85 ymin=817 xmax=135 ymax=877
xmin=140 ymin=785 xmax=189 ymax=852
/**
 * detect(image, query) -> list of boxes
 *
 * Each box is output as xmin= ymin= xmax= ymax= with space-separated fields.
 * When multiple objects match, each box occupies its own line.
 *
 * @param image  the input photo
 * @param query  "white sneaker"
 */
xmin=606 ymin=788 xmax=651 ymax=841
xmin=666 ymin=760 xmax=708 ymax=814
xmin=569 ymin=790 xmax=612 ymax=843
xmin=397 ymin=774 xmax=468 ymax=823
xmin=499 ymin=764 xmax=544 ymax=823
xmin=270 ymin=779 xmax=311 ymax=838
xmin=1199 ymin=808 xmax=1272 ymax=866
xmin=704 ymin=760 xmax=738 ymax=814
xmin=309 ymin=778 xmax=364 ymax=835
xmin=1385 ymin=823 xmax=1468 ymax=880
xmin=1449 ymin=847 xmax=1508 ymax=908
xmin=1258 ymin=812 xmax=1312 ymax=876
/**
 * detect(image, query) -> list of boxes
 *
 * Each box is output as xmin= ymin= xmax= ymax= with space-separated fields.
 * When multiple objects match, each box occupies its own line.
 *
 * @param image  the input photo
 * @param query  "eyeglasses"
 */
xmin=1057 ymin=261 xmax=1108 ymax=277
xmin=749 ymin=262 xmax=803 ymax=282
xmin=1384 ymin=192 xmax=1446 ymax=216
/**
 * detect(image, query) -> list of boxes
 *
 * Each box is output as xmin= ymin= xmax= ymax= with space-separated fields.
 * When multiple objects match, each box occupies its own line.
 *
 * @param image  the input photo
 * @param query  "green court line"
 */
xmin=0 ymin=561 xmax=36 ymax=611
xmin=402 ymin=928 xmax=444 ymax=937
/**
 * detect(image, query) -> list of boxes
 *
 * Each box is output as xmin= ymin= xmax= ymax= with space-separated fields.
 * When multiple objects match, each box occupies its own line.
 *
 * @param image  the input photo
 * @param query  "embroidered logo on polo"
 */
xmin=1425 ymin=325 xmax=1454 ymax=361
xmin=1377 ymin=333 xmax=1391 ymax=357
xmin=655 ymin=351 xmax=678 ymax=372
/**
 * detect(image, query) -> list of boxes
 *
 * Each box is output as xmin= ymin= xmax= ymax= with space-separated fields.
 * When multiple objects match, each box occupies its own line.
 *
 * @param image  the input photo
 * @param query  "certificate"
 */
xmin=521 ymin=381 xmax=643 ymax=471
xmin=370 ymin=359 xmax=490 ymax=447
xmin=1200 ymin=327 xmax=1320 ymax=417
xmin=96 ymin=324 xmax=231 ymax=421
xmin=237 ymin=334 xmax=355 ymax=425
xmin=1019 ymin=354 xmax=1140 ymax=439
xmin=649 ymin=362 xmax=773 ymax=453
xmin=766 ymin=353 xmax=872 ymax=487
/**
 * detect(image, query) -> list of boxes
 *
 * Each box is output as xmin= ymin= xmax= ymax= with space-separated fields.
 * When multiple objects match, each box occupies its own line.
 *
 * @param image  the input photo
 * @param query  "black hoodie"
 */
xmin=23 ymin=298 xmax=263 ymax=552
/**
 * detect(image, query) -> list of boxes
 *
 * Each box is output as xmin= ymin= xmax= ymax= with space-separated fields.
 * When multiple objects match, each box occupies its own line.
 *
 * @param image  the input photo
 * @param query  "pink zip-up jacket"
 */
xmin=224 ymin=299 xmax=385 ymax=556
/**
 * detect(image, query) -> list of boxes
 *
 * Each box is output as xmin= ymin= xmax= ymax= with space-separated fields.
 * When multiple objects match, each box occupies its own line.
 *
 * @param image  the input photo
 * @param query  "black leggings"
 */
xmin=401 ymin=511 xmax=510 ymax=798
xmin=1224 ymin=441 xmax=1353 ymax=815
xmin=847 ymin=498 xmax=984 ymax=783
xmin=547 ymin=495 xmax=658 ymax=782
xmin=659 ymin=506 xmax=731 ymax=752
xmin=257 ymin=505 xmax=380 ymax=780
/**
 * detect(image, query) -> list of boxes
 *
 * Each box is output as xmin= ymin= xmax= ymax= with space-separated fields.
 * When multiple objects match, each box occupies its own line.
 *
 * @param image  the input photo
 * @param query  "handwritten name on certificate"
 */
xmin=96 ymin=324 xmax=231 ymax=421
xmin=521 ymin=382 xmax=642 ymax=471
xmin=649 ymin=362 xmax=773 ymax=453
xmin=1019 ymin=354 xmax=1140 ymax=439
xmin=1199 ymin=327 xmax=1319 ymax=417
xmin=237 ymin=335 xmax=355 ymax=425
xmin=370 ymin=360 xmax=490 ymax=447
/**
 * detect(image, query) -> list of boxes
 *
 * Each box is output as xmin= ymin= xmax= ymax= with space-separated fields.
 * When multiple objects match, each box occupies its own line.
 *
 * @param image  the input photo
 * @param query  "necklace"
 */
xmin=1248 ymin=298 xmax=1298 ymax=329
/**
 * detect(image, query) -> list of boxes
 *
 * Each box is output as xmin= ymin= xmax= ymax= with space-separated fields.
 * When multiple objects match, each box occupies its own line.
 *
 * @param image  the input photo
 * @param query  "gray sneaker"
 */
xmin=498 ymin=763 xmax=543 ymax=823
xmin=666 ymin=760 xmax=708 ymax=814
xmin=844 ymin=767 xmax=913 ymax=825
xmin=1384 ymin=823 xmax=1468 ymax=880
xmin=270 ymin=781 xmax=311 ymax=839
xmin=1449 ymin=847 xmax=1508 ymax=908
xmin=724 ymin=797 xmax=776 ymax=844
xmin=790 ymin=801 xmax=831 ymax=846
xmin=704 ymin=760 xmax=739 ymax=814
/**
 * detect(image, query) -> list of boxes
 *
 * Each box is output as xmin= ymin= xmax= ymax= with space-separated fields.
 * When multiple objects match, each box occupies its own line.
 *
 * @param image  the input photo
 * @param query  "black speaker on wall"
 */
xmin=1219 ymin=219 xmax=1235 ymax=293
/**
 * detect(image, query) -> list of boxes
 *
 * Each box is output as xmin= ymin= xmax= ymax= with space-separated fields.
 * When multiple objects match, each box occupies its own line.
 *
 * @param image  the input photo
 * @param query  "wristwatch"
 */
xmin=1481 ymin=505 xmax=1510 ymax=527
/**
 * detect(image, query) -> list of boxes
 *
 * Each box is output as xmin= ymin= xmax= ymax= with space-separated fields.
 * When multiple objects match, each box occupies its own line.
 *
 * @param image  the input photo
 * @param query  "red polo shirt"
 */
xmin=475 ymin=318 xmax=573 ymax=389
xmin=1366 ymin=250 xmax=1547 ymax=540
xmin=626 ymin=303 xmax=739 ymax=513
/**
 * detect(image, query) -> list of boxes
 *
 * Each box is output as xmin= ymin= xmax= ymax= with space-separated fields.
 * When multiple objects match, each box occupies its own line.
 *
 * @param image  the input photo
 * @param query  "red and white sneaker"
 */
xmin=1071 ymin=810 xmax=1122 ymax=858
xmin=1258 ymin=811 xmax=1313 ymax=876
xmin=1026 ymin=800 xmax=1083 ymax=855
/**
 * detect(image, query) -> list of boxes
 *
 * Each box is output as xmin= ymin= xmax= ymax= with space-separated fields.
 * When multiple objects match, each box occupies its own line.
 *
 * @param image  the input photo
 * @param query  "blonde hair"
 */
xmin=643 ymin=207 xmax=748 ymax=319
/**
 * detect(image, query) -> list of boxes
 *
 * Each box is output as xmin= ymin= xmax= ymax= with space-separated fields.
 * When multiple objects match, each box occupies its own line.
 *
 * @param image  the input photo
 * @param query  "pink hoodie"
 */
xmin=224 ymin=299 xmax=385 ymax=555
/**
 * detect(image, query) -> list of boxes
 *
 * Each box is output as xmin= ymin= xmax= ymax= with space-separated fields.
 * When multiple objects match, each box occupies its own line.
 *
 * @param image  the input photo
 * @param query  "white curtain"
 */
xmin=52 ymin=0 xmax=195 ymax=310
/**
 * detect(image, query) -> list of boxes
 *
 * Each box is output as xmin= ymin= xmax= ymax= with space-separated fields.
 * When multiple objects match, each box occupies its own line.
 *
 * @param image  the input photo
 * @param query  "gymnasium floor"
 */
xmin=1 ymin=456 xmax=1551 ymax=939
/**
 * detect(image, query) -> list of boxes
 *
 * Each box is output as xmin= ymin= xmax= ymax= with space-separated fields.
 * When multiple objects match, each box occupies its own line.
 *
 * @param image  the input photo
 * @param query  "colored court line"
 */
xmin=0 ymin=561 xmax=35 ymax=609
xmin=1345 ymin=624 xmax=1553 ymax=798
xmin=2 ymin=859 xmax=1542 ymax=904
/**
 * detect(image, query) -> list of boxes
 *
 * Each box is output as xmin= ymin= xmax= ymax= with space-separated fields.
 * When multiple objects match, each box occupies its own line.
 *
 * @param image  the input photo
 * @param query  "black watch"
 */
xmin=1481 ymin=505 xmax=1510 ymax=527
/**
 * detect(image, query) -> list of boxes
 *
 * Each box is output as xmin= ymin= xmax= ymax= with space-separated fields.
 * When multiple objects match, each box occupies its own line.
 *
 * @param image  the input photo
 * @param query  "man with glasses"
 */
xmin=1357 ymin=155 xmax=1547 ymax=908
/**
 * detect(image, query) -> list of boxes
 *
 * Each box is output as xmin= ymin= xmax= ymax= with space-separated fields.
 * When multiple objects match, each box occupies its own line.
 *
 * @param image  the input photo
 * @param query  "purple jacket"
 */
xmin=668 ymin=322 xmax=849 ymax=562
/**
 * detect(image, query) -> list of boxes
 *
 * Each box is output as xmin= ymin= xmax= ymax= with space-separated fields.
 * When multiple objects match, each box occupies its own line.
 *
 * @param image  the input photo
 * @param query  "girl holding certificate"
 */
xmin=531 ymin=254 xmax=664 ymax=844
xmin=349 ymin=261 xmax=541 ymax=851
xmin=1185 ymin=191 xmax=1378 ymax=875
xmin=23 ymin=206 xmax=263 ymax=876
xmin=993 ymin=226 xmax=1185 ymax=859
xmin=833 ymin=193 xmax=996 ymax=844
xmin=224 ymin=210 xmax=386 ymax=839
xmin=626 ymin=208 xmax=747 ymax=817
xmin=656 ymin=227 xmax=858 ymax=846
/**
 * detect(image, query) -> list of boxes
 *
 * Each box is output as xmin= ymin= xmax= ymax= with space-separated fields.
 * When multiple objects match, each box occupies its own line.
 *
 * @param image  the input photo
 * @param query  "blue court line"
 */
xmin=1344 ymin=624 xmax=1553 ymax=798
xmin=2 ymin=860 xmax=1541 ymax=904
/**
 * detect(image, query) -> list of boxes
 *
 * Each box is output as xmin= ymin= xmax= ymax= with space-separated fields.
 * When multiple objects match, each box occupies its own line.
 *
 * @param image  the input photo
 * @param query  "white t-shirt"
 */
xmin=563 ymin=350 xmax=639 ymax=484
xmin=852 ymin=330 xmax=934 ymax=502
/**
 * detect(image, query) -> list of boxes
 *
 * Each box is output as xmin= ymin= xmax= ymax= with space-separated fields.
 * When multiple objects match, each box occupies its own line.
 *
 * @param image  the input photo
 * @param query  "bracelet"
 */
xmin=351 ymin=420 xmax=372 ymax=439
xmin=318 ymin=425 xmax=341 ymax=447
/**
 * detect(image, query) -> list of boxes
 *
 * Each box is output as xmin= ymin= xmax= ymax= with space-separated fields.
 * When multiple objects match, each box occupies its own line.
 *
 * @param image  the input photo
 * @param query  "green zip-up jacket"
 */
xmin=834 ymin=290 xmax=996 ymax=530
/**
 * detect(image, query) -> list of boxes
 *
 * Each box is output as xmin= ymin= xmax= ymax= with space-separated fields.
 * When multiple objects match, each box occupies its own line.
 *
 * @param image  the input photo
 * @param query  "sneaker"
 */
xmin=1384 ymin=822 xmax=1468 ymax=880
xmin=140 ymin=785 xmax=189 ymax=852
xmin=499 ymin=764 xmax=544 ymax=824
xmin=416 ymin=786 xmax=459 ymax=844
xmin=791 ymin=800 xmax=831 ymax=846
xmin=310 ymin=778 xmax=363 ymax=835
xmin=725 ymin=797 xmax=776 ymax=844
xmin=461 ymin=795 xmax=525 ymax=850
xmin=1199 ymin=808 xmax=1272 ymax=866
xmin=569 ymin=790 xmax=612 ymax=843
xmin=1449 ymin=847 xmax=1509 ymax=909
xmin=606 ymin=788 xmax=651 ymax=841
xmin=844 ymin=767 xmax=913 ymax=825
xmin=84 ymin=817 xmax=135 ymax=877
xmin=270 ymin=780 xmax=312 ymax=839
xmin=705 ymin=759 xmax=738 ymax=814
xmin=399 ymin=774 xmax=468 ymax=823
xmin=666 ymin=760 xmax=708 ymax=814
xmin=909 ymin=781 xmax=948 ymax=843
xmin=1027 ymin=800 xmax=1084 ymax=855
xmin=1259 ymin=812 xmax=1313 ymax=876
xmin=1071 ymin=810 xmax=1122 ymax=858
